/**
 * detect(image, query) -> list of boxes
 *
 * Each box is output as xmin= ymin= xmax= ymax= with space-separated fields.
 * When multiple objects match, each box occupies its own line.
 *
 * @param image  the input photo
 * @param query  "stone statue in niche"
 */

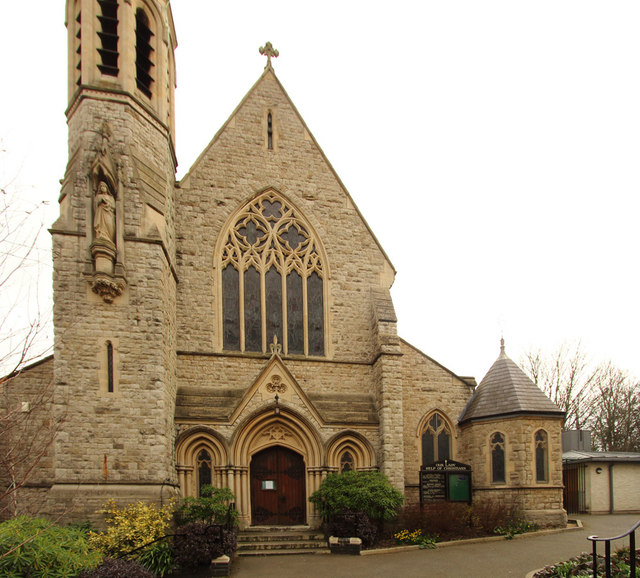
xmin=94 ymin=180 xmax=116 ymax=244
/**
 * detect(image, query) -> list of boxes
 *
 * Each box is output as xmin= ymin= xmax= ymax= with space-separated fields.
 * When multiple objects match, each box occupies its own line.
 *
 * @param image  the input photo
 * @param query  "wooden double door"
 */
xmin=250 ymin=446 xmax=306 ymax=525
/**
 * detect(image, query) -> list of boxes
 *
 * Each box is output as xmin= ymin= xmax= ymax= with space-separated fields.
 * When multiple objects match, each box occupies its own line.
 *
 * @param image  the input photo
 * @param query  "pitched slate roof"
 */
xmin=459 ymin=339 xmax=564 ymax=424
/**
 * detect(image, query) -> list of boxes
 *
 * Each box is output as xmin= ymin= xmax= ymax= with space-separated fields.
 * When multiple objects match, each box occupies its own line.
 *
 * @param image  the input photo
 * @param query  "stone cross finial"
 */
xmin=259 ymin=42 xmax=279 ymax=68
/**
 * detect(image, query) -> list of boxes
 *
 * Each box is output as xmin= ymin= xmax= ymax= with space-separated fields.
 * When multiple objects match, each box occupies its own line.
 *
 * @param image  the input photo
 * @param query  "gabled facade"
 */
xmin=1 ymin=1 xmax=567 ymax=529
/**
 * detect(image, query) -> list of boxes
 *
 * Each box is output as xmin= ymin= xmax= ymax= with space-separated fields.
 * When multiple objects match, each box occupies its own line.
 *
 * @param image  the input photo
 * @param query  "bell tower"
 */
xmin=49 ymin=0 xmax=178 ymax=517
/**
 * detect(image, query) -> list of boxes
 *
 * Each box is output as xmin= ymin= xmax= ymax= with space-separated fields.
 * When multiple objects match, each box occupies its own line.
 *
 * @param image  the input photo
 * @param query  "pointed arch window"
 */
xmin=221 ymin=191 xmax=325 ymax=356
xmin=197 ymin=449 xmax=212 ymax=496
xmin=97 ymin=0 xmax=119 ymax=77
xmin=421 ymin=412 xmax=451 ymax=465
xmin=535 ymin=430 xmax=548 ymax=482
xmin=135 ymin=8 xmax=154 ymax=97
xmin=490 ymin=432 xmax=505 ymax=483
xmin=339 ymin=451 xmax=354 ymax=473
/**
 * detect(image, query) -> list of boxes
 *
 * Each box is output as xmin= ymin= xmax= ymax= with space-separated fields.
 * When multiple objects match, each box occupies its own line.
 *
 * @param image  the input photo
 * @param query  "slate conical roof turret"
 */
xmin=459 ymin=339 xmax=564 ymax=424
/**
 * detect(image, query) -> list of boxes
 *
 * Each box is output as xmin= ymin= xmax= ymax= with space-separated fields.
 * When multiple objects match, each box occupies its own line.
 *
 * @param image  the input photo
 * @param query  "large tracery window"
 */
xmin=421 ymin=412 xmax=451 ymax=465
xmin=221 ymin=192 xmax=325 ymax=356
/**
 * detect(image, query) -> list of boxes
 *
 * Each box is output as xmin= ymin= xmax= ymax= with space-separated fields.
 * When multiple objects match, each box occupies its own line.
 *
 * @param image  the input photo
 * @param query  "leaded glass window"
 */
xmin=221 ymin=191 xmax=325 ymax=356
xmin=421 ymin=412 xmax=451 ymax=465
xmin=491 ymin=432 xmax=505 ymax=483
xmin=535 ymin=430 xmax=548 ymax=482
xmin=197 ymin=449 xmax=212 ymax=496
xmin=340 ymin=451 xmax=354 ymax=473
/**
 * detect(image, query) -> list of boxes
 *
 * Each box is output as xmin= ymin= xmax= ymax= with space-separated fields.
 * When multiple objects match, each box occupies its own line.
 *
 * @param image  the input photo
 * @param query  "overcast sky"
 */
xmin=1 ymin=1 xmax=639 ymax=382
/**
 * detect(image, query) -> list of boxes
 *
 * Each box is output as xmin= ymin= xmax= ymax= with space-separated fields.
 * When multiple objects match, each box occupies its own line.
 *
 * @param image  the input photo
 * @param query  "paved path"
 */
xmin=231 ymin=514 xmax=638 ymax=577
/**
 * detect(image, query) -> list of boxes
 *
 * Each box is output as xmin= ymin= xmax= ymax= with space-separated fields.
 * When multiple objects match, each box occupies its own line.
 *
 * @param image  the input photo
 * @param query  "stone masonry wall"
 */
xmin=50 ymin=91 xmax=177 ymax=519
xmin=0 ymin=358 xmax=55 ymax=519
xmin=459 ymin=415 xmax=566 ymax=527
xmin=176 ymin=69 xmax=394 ymax=363
xmin=399 ymin=340 xmax=475 ymax=487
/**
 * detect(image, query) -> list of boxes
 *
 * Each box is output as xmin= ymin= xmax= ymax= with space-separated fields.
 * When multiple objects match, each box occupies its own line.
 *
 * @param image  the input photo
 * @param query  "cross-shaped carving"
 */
xmin=259 ymin=42 xmax=279 ymax=67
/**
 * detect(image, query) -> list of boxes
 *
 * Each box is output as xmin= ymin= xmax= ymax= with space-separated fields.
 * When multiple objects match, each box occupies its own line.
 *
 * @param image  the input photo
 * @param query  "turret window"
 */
xmin=221 ymin=191 xmax=325 ymax=356
xmin=490 ymin=432 xmax=505 ymax=483
xmin=97 ymin=0 xmax=119 ymax=77
xmin=535 ymin=430 xmax=548 ymax=482
xmin=135 ymin=9 xmax=154 ymax=98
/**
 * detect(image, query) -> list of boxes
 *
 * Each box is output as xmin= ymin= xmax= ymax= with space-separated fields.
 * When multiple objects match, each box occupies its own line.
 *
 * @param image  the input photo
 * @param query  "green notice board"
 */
xmin=447 ymin=473 xmax=471 ymax=502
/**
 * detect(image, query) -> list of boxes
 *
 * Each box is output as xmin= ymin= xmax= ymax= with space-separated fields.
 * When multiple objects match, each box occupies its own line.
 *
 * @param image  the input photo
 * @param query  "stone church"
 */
xmin=4 ymin=0 xmax=567 ymax=528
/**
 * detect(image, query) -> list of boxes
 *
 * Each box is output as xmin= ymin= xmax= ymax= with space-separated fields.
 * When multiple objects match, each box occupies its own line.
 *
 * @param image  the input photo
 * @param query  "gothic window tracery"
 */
xmin=221 ymin=191 xmax=325 ymax=356
xmin=535 ymin=430 xmax=548 ymax=482
xmin=490 ymin=432 xmax=505 ymax=483
xmin=339 ymin=451 xmax=354 ymax=473
xmin=421 ymin=412 xmax=451 ymax=465
xmin=197 ymin=449 xmax=212 ymax=496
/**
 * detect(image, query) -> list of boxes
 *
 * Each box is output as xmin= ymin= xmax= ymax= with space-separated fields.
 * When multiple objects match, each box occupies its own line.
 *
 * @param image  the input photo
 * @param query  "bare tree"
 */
xmin=522 ymin=343 xmax=640 ymax=452
xmin=521 ymin=342 xmax=598 ymax=430
xmin=589 ymin=363 xmax=640 ymax=452
xmin=0 ymin=154 xmax=58 ymax=518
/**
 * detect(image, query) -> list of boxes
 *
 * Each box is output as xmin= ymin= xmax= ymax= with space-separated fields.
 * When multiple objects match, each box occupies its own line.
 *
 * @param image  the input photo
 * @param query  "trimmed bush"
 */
xmin=0 ymin=516 xmax=101 ymax=577
xmin=78 ymin=557 xmax=155 ymax=578
xmin=309 ymin=471 xmax=404 ymax=522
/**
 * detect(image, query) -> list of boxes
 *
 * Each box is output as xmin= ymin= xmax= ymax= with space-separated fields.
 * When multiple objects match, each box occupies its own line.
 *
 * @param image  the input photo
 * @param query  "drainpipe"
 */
xmin=608 ymin=463 xmax=614 ymax=514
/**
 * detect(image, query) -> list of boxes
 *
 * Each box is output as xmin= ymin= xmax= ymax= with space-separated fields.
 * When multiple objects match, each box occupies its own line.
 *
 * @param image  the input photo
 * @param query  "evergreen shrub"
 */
xmin=0 ymin=516 xmax=101 ymax=577
xmin=309 ymin=471 xmax=404 ymax=523
xmin=176 ymin=485 xmax=237 ymax=527
xmin=88 ymin=499 xmax=173 ymax=559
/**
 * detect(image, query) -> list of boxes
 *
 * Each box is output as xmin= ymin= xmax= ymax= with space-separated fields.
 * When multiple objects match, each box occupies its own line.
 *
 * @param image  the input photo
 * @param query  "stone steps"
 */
xmin=237 ymin=527 xmax=330 ymax=556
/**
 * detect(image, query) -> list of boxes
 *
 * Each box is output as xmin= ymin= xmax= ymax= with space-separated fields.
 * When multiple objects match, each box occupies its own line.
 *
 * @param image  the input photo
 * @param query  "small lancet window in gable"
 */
xmin=421 ymin=412 xmax=451 ymax=466
xmin=535 ymin=430 xmax=548 ymax=482
xmin=340 ymin=451 xmax=354 ymax=473
xmin=106 ymin=341 xmax=114 ymax=393
xmin=267 ymin=112 xmax=273 ymax=149
xmin=197 ymin=449 xmax=212 ymax=496
xmin=97 ymin=0 xmax=119 ymax=77
xmin=490 ymin=432 xmax=505 ymax=483
xmin=221 ymin=192 xmax=325 ymax=356
xmin=135 ymin=9 xmax=154 ymax=98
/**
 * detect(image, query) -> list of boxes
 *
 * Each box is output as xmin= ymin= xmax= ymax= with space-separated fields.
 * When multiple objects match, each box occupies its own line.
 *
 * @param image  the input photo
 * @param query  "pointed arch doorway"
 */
xmin=250 ymin=446 xmax=306 ymax=525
